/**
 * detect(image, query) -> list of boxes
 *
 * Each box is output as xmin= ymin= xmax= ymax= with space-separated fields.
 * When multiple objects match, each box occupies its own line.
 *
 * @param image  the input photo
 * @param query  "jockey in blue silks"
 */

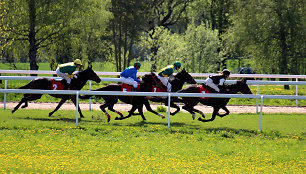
xmin=120 ymin=61 xmax=141 ymax=91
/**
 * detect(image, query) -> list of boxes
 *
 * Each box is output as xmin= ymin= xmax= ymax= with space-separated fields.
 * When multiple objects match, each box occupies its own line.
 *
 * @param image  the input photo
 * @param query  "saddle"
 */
xmin=198 ymin=85 xmax=211 ymax=99
xmin=51 ymin=79 xmax=69 ymax=90
xmin=152 ymin=84 xmax=167 ymax=92
xmin=121 ymin=83 xmax=140 ymax=92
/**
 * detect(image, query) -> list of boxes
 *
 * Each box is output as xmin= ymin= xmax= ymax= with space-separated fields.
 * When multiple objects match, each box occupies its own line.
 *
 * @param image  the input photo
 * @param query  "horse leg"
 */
xmin=198 ymin=107 xmax=219 ymax=122
xmin=217 ymin=106 xmax=230 ymax=117
xmin=12 ymin=94 xmax=42 ymax=113
xmin=12 ymin=97 xmax=27 ymax=113
xmin=116 ymin=105 xmax=138 ymax=120
xmin=169 ymin=102 xmax=180 ymax=116
xmin=71 ymin=97 xmax=85 ymax=119
xmin=99 ymin=104 xmax=112 ymax=122
xmin=182 ymin=105 xmax=197 ymax=120
xmin=137 ymin=105 xmax=146 ymax=121
xmin=49 ymin=98 xmax=67 ymax=117
xmin=144 ymin=100 xmax=165 ymax=119
xmin=192 ymin=108 xmax=205 ymax=118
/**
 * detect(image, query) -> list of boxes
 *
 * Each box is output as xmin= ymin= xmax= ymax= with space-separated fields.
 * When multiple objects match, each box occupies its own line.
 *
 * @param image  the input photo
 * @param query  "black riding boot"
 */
xmin=132 ymin=87 xmax=137 ymax=92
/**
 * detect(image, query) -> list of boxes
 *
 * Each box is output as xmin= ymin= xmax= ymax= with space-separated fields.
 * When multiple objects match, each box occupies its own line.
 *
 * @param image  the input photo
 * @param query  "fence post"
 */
xmin=76 ymin=91 xmax=79 ymax=127
xmin=4 ymin=80 xmax=7 ymax=109
xmin=168 ymin=93 xmax=171 ymax=128
xmin=256 ymin=84 xmax=259 ymax=114
xmin=296 ymin=78 xmax=298 ymax=106
xmin=89 ymin=80 xmax=92 ymax=111
xmin=259 ymin=95 xmax=264 ymax=131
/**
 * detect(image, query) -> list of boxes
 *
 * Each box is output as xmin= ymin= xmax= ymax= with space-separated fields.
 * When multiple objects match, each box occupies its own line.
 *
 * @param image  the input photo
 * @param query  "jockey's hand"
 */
xmin=67 ymin=74 xmax=73 ymax=79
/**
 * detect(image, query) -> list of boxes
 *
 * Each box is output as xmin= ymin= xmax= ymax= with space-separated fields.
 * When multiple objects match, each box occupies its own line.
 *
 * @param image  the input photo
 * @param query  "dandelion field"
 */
xmin=0 ymin=109 xmax=305 ymax=173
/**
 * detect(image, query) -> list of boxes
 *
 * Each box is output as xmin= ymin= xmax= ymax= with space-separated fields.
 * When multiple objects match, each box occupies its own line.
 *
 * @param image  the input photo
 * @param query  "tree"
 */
xmin=225 ymin=0 xmax=305 ymax=75
xmin=2 ymin=0 xmax=85 ymax=71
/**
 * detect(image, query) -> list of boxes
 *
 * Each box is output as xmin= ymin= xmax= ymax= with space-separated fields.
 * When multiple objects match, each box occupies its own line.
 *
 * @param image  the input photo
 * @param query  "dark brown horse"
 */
xmin=12 ymin=67 xmax=101 ymax=119
xmin=143 ymin=68 xmax=197 ymax=116
xmin=80 ymin=73 xmax=163 ymax=122
xmin=178 ymin=79 xmax=252 ymax=122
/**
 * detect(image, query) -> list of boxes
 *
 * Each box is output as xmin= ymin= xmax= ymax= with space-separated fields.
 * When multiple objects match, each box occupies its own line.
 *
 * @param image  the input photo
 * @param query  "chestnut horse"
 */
xmin=80 ymin=73 xmax=163 ymax=122
xmin=178 ymin=79 xmax=252 ymax=122
xmin=12 ymin=67 xmax=101 ymax=120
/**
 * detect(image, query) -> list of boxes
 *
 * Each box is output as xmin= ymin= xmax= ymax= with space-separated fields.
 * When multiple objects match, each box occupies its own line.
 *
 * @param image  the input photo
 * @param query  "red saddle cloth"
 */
xmin=152 ymin=85 xmax=167 ymax=92
xmin=121 ymin=83 xmax=140 ymax=92
xmin=198 ymin=85 xmax=210 ymax=99
xmin=51 ymin=79 xmax=64 ymax=90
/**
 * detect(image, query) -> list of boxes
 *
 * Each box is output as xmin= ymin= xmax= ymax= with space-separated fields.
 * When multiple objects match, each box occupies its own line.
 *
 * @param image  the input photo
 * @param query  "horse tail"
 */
xmin=79 ymin=85 xmax=112 ymax=99
xmin=18 ymin=80 xmax=33 ymax=89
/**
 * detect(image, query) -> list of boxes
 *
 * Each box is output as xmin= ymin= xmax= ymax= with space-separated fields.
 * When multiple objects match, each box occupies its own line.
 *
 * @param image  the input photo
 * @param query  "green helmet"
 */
xmin=134 ymin=61 xmax=141 ymax=68
xmin=173 ymin=61 xmax=181 ymax=68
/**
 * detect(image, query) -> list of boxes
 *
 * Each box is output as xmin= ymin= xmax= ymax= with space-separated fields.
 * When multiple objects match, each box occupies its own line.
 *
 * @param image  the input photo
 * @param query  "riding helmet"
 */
xmin=222 ymin=69 xmax=230 ymax=76
xmin=173 ymin=61 xmax=181 ymax=68
xmin=74 ymin=59 xmax=83 ymax=66
xmin=134 ymin=61 xmax=141 ymax=68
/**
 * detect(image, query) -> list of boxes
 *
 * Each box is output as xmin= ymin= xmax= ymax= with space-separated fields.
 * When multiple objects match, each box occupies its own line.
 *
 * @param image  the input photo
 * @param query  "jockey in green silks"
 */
xmin=56 ymin=59 xmax=83 ymax=85
xmin=157 ymin=61 xmax=181 ymax=92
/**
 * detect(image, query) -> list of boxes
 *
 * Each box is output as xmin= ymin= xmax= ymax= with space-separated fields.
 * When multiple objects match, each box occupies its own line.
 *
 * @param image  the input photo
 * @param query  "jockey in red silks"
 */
xmin=120 ymin=61 xmax=141 ymax=91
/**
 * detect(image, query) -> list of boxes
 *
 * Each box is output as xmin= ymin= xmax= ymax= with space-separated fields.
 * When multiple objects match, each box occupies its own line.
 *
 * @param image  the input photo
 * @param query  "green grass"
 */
xmin=0 ymin=109 xmax=305 ymax=173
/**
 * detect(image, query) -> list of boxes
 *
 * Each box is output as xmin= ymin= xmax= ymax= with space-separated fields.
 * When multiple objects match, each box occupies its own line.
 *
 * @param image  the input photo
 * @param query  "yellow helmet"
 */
xmin=74 ymin=59 xmax=82 ymax=66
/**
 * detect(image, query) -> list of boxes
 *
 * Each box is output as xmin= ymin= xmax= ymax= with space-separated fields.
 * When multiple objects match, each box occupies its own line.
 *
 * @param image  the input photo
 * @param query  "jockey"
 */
xmin=205 ymin=69 xmax=230 ymax=92
xmin=157 ymin=61 xmax=181 ymax=92
xmin=56 ymin=59 xmax=83 ymax=87
xmin=120 ymin=61 xmax=141 ymax=91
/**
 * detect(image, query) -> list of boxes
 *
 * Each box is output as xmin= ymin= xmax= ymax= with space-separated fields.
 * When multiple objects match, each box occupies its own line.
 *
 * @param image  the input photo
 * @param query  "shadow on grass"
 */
xmin=18 ymin=116 xmax=97 ymax=123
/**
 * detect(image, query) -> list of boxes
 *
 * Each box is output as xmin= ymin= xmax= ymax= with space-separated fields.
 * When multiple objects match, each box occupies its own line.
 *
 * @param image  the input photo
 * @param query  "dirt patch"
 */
xmin=2 ymin=102 xmax=305 ymax=114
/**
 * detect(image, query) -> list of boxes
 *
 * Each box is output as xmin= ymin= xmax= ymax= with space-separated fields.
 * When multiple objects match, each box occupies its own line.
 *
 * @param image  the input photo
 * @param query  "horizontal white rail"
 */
xmin=1 ymin=76 xmax=306 ymax=85
xmin=0 ymin=70 xmax=305 ymax=79
xmin=0 ymin=89 xmax=305 ymax=130
xmin=1 ymin=89 xmax=305 ymax=99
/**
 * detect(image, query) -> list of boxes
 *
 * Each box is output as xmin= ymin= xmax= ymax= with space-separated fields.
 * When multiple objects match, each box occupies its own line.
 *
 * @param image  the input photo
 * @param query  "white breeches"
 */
xmin=56 ymin=67 xmax=71 ymax=84
xmin=205 ymin=78 xmax=220 ymax=92
xmin=157 ymin=75 xmax=171 ymax=92
xmin=120 ymin=77 xmax=138 ymax=88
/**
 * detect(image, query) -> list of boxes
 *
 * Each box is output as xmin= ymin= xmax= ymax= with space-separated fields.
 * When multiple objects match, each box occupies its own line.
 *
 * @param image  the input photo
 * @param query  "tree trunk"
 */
xmin=28 ymin=0 xmax=39 ymax=75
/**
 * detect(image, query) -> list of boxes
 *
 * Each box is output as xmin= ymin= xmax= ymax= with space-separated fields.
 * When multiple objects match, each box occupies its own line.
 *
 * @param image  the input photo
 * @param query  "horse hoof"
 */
xmin=197 ymin=117 xmax=202 ymax=121
xmin=114 ymin=117 xmax=119 ymax=120
xmin=107 ymin=117 xmax=111 ymax=122
xmin=192 ymin=115 xmax=195 ymax=120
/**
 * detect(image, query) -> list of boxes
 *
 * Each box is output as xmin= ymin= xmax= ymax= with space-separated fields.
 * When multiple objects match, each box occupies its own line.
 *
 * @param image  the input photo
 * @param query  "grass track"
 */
xmin=0 ymin=109 xmax=305 ymax=173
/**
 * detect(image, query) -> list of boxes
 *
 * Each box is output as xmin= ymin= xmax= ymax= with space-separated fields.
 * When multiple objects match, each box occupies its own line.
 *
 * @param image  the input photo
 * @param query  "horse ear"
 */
xmin=242 ymin=78 xmax=247 ymax=83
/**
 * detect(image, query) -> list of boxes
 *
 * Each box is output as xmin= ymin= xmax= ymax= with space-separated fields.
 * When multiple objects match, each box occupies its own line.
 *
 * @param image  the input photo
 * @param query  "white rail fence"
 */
xmin=1 ymin=76 xmax=306 ymax=110
xmin=0 ymin=89 xmax=305 ymax=130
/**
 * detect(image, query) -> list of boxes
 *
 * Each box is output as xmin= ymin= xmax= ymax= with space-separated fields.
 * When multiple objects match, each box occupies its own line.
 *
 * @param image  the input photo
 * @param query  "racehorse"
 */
xmin=12 ymin=67 xmax=101 ymax=120
xmin=143 ymin=68 xmax=197 ymax=116
xmin=80 ymin=73 xmax=164 ymax=122
xmin=178 ymin=78 xmax=252 ymax=122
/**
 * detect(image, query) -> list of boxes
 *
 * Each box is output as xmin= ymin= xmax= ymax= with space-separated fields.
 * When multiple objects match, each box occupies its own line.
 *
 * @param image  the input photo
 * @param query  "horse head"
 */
xmin=174 ymin=68 xmax=196 ymax=84
xmin=76 ymin=67 xmax=101 ymax=83
xmin=235 ymin=78 xmax=252 ymax=94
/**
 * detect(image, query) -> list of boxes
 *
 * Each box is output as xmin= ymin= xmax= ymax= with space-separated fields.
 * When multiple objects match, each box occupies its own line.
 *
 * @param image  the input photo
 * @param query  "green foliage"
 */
xmin=140 ymin=25 xmax=221 ymax=73
xmin=156 ymin=105 xmax=167 ymax=113
xmin=0 ymin=109 xmax=305 ymax=173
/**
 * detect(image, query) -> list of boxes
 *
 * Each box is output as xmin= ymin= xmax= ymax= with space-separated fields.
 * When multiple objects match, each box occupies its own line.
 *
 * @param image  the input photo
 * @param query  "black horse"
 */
xmin=12 ymin=67 xmax=101 ymax=119
xmin=143 ymin=68 xmax=197 ymax=116
xmin=178 ymin=79 xmax=252 ymax=122
xmin=80 ymin=73 xmax=164 ymax=122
